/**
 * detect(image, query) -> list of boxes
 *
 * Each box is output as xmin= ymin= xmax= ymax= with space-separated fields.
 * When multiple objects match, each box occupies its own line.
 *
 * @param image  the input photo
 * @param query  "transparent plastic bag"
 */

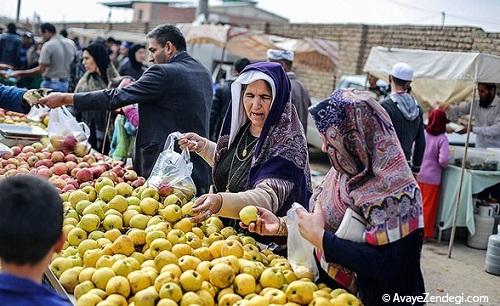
xmin=48 ymin=106 xmax=90 ymax=156
xmin=287 ymin=203 xmax=320 ymax=281
xmin=146 ymin=132 xmax=196 ymax=200
xmin=26 ymin=106 xmax=50 ymax=122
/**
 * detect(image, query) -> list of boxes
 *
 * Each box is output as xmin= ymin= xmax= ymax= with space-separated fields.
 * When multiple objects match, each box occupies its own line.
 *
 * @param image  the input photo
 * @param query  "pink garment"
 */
xmin=123 ymin=106 xmax=139 ymax=128
xmin=418 ymin=130 xmax=449 ymax=185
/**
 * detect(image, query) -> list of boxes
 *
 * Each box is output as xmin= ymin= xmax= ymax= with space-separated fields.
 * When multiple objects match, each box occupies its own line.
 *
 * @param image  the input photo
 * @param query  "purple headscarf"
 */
xmin=214 ymin=62 xmax=312 ymax=215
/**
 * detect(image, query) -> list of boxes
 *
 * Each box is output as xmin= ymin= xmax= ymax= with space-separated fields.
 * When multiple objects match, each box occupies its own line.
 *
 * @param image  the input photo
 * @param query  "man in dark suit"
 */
xmin=39 ymin=24 xmax=212 ymax=194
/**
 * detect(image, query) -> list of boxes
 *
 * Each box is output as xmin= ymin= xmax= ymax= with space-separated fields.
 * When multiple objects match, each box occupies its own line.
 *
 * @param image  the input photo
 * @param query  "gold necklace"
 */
xmin=225 ymin=126 xmax=257 ymax=192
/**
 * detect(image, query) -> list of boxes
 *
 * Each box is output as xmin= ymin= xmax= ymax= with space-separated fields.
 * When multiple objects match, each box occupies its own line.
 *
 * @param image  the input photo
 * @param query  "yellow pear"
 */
xmin=158 ymin=282 xmax=183 ymax=302
xmin=134 ymin=286 xmax=159 ymax=306
xmin=234 ymin=273 xmax=256 ymax=296
xmin=209 ymin=263 xmax=235 ymax=289
xmin=92 ymin=267 xmax=116 ymax=290
xmin=179 ymin=270 xmax=203 ymax=291
xmin=111 ymin=236 xmax=135 ymax=256
xmin=127 ymin=270 xmax=153 ymax=294
xmin=105 ymin=275 xmax=130 ymax=297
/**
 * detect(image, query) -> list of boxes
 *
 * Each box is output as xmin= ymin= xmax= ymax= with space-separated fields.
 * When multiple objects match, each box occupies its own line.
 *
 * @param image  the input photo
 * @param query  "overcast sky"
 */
xmin=1 ymin=0 xmax=499 ymax=32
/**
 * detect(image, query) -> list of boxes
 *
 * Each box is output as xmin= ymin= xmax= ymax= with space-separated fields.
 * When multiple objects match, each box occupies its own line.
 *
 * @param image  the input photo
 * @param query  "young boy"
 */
xmin=0 ymin=175 xmax=71 ymax=305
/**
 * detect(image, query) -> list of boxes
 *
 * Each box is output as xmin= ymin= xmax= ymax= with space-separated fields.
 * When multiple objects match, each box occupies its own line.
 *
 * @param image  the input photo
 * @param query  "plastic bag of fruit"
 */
xmin=48 ymin=106 xmax=91 ymax=156
xmin=146 ymin=132 xmax=196 ymax=200
xmin=287 ymin=203 xmax=320 ymax=281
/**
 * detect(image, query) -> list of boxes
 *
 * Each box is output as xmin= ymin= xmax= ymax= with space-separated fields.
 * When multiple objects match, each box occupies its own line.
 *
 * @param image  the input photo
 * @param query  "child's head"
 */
xmin=0 ymin=175 xmax=64 ymax=265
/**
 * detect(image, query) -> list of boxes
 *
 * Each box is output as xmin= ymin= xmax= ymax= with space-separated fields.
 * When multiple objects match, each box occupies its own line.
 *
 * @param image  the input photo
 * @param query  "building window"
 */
xmin=138 ymin=9 xmax=143 ymax=22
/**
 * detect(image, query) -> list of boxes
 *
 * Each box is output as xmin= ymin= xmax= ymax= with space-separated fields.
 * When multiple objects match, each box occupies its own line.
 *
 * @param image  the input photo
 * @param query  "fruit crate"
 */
xmin=44 ymin=268 xmax=76 ymax=305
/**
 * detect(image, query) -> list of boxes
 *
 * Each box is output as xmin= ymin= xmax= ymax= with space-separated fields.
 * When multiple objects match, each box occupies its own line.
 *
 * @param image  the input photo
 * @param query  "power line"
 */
xmin=387 ymin=0 xmax=500 ymax=27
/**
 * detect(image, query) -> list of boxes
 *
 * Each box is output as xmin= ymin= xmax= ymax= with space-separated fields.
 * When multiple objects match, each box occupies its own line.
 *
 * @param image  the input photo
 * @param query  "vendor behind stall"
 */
xmin=443 ymin=83 xmax=500 ymax=148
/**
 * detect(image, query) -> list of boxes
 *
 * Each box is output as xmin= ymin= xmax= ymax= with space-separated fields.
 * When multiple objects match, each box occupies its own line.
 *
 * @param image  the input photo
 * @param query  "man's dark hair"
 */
xmin=391 ymin=75 xmax=411 ymax=87
xmin=106 ymin=36 xmax=116 ymax=44
xmin=147 ymin=24 xmax=186 ymax=51
xmin=234 ymin=58 xmax=250 ymax=74
xmin=478 ymin=82 xmax=497 ymax=91
xmin=0 ymin=175 xmax=63 ymax=265
xmin=40 ymin=23 xmax=56 ymax=34
xmin=7 ymin=23 xmax=16 ymax=33
xmin=60 ymin=29 xmax=68 ymax=38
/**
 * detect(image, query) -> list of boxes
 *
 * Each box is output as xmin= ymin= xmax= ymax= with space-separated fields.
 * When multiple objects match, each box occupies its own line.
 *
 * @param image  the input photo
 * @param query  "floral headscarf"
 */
xmin=310 ymin=88 xmax=423 ymax=245
xmin=309 ymin=89 xmax=424 ymax=289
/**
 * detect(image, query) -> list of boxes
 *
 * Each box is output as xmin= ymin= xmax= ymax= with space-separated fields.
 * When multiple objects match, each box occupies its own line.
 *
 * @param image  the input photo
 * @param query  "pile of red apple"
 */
xmin=0 ymin=142 xmax=145 ymax=193
xmin=0 ymin=108 xmax=48 ymax=129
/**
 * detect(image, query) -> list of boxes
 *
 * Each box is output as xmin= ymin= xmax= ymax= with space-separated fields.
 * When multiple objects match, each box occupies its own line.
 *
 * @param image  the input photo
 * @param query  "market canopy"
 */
xmin=364 ymin=47 xmax=500 ymax=109
xmin=177 ymin=23 xmax=340 ymax=70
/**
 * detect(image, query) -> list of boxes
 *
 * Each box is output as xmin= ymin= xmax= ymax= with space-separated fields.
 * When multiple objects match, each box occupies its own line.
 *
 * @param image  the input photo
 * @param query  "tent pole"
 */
xmin=447 ymin=84 xmax=477 ymax=258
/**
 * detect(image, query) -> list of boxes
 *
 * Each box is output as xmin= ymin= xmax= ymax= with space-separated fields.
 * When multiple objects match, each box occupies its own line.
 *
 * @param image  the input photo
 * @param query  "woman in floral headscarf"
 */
xmin=246 ymin=89 xmax=425 ymax=305
xmin=179 ymin=62 xmax=312 ymax=252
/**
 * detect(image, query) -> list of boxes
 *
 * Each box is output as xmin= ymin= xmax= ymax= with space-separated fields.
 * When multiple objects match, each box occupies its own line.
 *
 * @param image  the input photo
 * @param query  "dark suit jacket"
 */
xmin=73 ymin=51 xmax=212 ymax=193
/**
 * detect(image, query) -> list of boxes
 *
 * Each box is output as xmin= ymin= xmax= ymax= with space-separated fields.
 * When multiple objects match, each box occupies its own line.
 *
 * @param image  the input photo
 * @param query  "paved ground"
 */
xmin=308 ymin=148 xmax=500 ymax=306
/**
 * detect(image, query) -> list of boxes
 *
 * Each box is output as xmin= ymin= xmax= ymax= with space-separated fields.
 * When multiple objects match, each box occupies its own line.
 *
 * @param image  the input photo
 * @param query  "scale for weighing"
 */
xmin=0 ymin=123 xmax=47 ymax=146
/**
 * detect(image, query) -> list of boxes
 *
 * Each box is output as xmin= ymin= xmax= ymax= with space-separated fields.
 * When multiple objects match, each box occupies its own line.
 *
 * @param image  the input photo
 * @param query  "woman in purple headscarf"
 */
xmin=179 ymin=62 xmax=312 ymax=250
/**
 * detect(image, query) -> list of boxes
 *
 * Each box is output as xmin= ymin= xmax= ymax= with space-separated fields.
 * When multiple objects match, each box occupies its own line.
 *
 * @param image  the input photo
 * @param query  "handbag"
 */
xmin=334 ymin=207 xmax=367 ymax=243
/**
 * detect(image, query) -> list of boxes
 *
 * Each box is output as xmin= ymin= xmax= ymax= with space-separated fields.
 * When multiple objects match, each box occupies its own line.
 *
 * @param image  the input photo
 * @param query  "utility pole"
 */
xmin=16 ymin=0 xmax=22 ymax=22
xmin=441 ymin=11 xmax=446 ymax=28
xmin=197 ymin=0 xmax=209 ymax=22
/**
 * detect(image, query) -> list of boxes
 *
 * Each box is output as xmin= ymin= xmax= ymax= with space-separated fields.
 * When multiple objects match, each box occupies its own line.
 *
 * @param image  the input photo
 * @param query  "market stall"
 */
xmin=437 ymin=165 xmax=500 ymax=235
xmin=364 ymin=47 xmax=500 ymax=257
xmin=0 ymin=107 xmax=360 ymax=306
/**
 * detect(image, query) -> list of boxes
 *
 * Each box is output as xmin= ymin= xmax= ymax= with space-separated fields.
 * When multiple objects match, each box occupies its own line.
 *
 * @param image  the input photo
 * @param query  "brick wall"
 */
xmin=50 ymin=21 xmax=500 ymax=98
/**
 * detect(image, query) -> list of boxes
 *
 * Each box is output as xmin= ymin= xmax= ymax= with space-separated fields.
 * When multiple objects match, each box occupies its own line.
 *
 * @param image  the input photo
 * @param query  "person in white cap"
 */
xmin=267 ymin=49 xmax=311 ymax=135
xmin=381 ymin=62 xmax=425 ymax=176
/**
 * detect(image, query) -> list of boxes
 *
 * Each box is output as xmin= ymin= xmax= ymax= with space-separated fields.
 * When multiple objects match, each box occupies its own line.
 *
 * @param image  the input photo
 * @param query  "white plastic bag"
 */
xmin=287 ymin=203 xmax=320 ymax=281
xmin=26 ymin=106 xmax=50 ymax=122
xmin=48 ymin=106 xmax=90 ymax=156
xmin=146 ymin=132 xmax=196 ymax=200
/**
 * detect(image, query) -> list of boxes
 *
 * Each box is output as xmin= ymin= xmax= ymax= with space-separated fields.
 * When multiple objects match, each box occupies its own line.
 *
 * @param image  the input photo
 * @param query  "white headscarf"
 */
xmin=228 ymin=70 xmax=276 ymax=146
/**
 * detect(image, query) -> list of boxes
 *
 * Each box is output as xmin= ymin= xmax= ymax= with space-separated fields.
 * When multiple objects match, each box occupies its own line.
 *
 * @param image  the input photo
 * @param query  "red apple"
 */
xmin=62 ymin=135 xmax=77 ymax=150
xmin=27 ymin=155 xmax=39 ymax=167
xmin=101 ymin=171 xmax=118 ymax=183
xmin=32 ymin=142 xmax=44 ymax=152
xmin=158 ymin=183 xmax=173 ymax=197
xmin=124 ymin=170 xmax=138 ymax=181
xmin=35 ymin=159 xmax=53 ymax=168
xmin=64 ymin=154 xmax=77 ymax=162
xmin=11 ymin=146 xmax=21 ymax=156
xmin=76 ymin=168 xmax=93 ymax=183
xmin=37 ymin=168 xmax=52 ymax=179
xmin=51 ymin=151 xmax=65 ymax=163
xmin=22 ymin=146 xmax=35 ymax=154
xmin=78 ymin=162 xmax=89 ymax=168
xmin=91 ymin=165 xmax=106 ymax=179
xmin=1 ymin=152 xmax=12 ymax=159
xmin=62 ymin=184 xmax=76 ymax=192
xmin=66 ymin=161 xmax=78 ymax=172
xmin=112 ymin=165 xmax=125 ymax=177
xmin=70 ymin=167 xmax=80 ymax=178
xmin=131 ymin=177 xmax=146 ymax=188
xmin=52 ymin=163 xmax=68 ymax=176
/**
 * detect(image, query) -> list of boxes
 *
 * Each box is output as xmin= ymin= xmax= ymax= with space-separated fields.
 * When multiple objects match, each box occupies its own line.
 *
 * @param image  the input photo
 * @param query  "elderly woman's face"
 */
xmin=243 ymin=80 xmax=272 ymax=131
xmin=82 ymin=50 xmax=98 ymax=74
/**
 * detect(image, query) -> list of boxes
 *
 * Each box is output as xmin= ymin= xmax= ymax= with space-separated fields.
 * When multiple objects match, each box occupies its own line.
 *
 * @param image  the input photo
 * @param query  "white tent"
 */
xmin=364 ymin=46 xmax=500 ymax=258
xmin=364 ymin=47 xmax=500 ymax=109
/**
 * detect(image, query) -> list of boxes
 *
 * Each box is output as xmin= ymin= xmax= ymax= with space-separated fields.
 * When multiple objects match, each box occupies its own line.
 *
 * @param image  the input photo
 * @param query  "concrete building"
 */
xmin=100 ymin=0 xmax=288 ymax=25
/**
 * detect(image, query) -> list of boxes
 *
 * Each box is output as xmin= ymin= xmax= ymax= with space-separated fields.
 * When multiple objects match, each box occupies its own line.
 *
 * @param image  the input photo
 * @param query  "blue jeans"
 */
xmin=40 ymin=80 xmax=69 ymax=92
